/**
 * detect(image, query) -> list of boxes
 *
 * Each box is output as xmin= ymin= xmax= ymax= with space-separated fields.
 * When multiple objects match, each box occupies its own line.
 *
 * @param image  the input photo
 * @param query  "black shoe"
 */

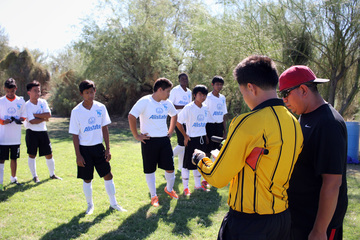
xmin=50 ymin=175 xmax=62 ymax=180
xmin=11 ymin=180 xmax=23 ymax=186
xmin=33 ymin=176 xmax=40 ymax=183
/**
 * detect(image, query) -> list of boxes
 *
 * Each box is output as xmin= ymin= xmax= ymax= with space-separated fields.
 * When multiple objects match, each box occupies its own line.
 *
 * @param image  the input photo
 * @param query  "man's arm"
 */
xmin=168 ymin=115 xmax=177 ymax=137
xmin=176 ymin=121 xmax=190 ymax=146
xmin=33 ymin=112 xmax=51 ymax=119
xmin=222 ymin=114 xmax=227 ymax=139
xmin=72 ymin=134 xmax=86 ymax=167
xmin=102 ymin=125 xmax=111 ymax=162
xmin=128 ymin=114 xmax=150 ymax=144
xmin=308 ymin=174 xmax=342 ymax=240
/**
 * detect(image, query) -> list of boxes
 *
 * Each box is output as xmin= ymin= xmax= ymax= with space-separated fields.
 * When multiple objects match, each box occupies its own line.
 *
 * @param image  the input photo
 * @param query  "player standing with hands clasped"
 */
xmin=69 ymin=80 xmax=126 ymax=214
xmin=279 ymin=66 xmax=348 ymax=240
xmin=192 ymin=55 xmax=303 ymax=239
xmin=128 ymin=78 xmax=179 ymax=207
xmin=0 ymin=78 xmax=26 ymax=191
xmin=25 ymin=80 xmax=62 ymax=183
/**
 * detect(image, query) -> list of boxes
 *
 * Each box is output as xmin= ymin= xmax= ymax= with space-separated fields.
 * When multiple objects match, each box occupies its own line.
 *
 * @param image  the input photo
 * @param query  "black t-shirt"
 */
xmin=288 ymin=103 xmax=348 ymax=231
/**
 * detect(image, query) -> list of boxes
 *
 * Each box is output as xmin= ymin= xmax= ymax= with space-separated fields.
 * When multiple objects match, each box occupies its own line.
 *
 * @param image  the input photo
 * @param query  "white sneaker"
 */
xmin=110 ymin=204 xmax=127 ymax=212
xmin=86 ymin=203 xmax=94 ymax=215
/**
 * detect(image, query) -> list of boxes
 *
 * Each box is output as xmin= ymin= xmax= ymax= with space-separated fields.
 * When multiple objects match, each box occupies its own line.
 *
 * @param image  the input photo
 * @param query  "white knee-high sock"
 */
xmin=104 ymin=179 xmax=117 ymax=206
xmin=46 ymin=158 xmax=55 ymax=176
xmin=164 ymin=171 xmax=175 ymax=192
xmin=181 ymin=168 xmax=190 ymax=190
xmin=193 ymin=170 xmax=202 ymax=188
xmin=0 ymin=163 xmax=4 ymax=185
xmin=173 ymin=145 xmax=181 ymax=156
xmin=83 ymin=181 xmax=93 ymax=206
xmin=28 ymin=157 xmax=37 ymax=177
xmin=145 ymin=173 xmax=156 ymax=198
xmin=177 ymin=146 xmax=185 ymax=170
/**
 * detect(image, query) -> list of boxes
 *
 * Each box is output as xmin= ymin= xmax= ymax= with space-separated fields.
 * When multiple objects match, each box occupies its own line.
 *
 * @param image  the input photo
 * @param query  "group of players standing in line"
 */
xmin=0 ymin=54 xmax=348 ymax=240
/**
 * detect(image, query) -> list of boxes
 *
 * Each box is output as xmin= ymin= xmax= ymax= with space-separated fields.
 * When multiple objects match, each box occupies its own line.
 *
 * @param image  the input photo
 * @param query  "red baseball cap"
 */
xmin=279 ymin=65 xmax=329 ymax=91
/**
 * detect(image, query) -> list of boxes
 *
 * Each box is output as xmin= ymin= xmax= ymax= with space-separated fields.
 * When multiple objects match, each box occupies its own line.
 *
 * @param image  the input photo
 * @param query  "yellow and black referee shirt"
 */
xmin=198 ymin=99 xmax=303 ymax=215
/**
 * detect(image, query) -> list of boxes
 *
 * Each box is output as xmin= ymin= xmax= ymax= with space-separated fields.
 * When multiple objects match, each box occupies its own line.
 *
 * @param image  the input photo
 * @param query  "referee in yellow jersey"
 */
xmin=193 ymin=55 xmax=304 ymax=240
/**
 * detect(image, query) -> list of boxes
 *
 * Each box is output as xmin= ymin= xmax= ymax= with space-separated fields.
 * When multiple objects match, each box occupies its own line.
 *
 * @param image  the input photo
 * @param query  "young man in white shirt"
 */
xmin=25 ymin=80 xmax=61 ymax=183
xmin=69 ymin=80 xmax=126 ymax=214
xmin=204 ymin=76 xmax=228 ymax=154
xmin=169 ymin=73 xmax=192 ymax=171
xmin=0 ymin=78 xmax=26 ymax=191
xmin=176 ymin=85 xmax=210 ymax=196
xmin=128 ymin=78 xmax=179 ymax=207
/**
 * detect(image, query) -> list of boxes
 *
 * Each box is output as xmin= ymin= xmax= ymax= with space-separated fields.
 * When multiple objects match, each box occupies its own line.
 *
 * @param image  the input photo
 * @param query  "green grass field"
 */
xmin=0 ymin=117 xmax=359 ymax=240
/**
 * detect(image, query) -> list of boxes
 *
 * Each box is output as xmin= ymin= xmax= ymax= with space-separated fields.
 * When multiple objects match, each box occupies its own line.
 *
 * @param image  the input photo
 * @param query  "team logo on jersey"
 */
xmin=88 ymin=117 xmax=96 ymax=124
xmin=197 ymin=114 xmax=205 ymax=121
xmin=7 ymin=107 xmax=16 ymax=114
xmin=96 ymin=109 xmax=102 ymax=117
xmin=182 ymin=95 xmax=188 ymax=100
xmin=162 ymin=103 xmax=168 ymax=110
xmin=156 ymin=107 xmax=164 ymax=114
xmin=217 ymin=103 xmax=223 ymax=110
xmin=16 ymin=103 xmax=22 ymax=110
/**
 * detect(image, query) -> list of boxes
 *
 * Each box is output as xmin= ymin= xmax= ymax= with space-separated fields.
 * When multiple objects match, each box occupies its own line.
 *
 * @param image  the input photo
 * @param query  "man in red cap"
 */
xmin=279 ymin=66 xmax=348 ymax=240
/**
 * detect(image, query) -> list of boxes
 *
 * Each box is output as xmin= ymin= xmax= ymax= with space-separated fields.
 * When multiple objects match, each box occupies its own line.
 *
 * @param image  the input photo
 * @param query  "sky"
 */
xmin=0 ymin=0 xmax=99 ymax=55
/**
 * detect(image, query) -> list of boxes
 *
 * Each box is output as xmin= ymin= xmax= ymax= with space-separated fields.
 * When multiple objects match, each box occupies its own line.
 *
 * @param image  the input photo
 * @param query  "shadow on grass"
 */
xmin=39 ymin=208 xmax=113 ymax=240
xmin=0 ymin=178 xmax=51 ymax=202
xmin=98 ymin=173 xmax=222 ymax=240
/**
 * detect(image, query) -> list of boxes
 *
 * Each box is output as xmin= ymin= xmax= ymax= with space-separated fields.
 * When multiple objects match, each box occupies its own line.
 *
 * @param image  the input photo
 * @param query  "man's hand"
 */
xmin=136 ymin=133 xmax=150 ymax=144
xmin=10 ymin=117 xmax=23 ymax=124
xmin=308 ymin=229 xmax=327 ymax=240
xmin=192 ymin=149 xmax=206 ymax=165
xmin=105 ymin=149 xmax=111 ymax=162
xmin=76 ymin=155 xmax=86 ymax=167
xmin=184 ymin=135 xmax=191 ymax=146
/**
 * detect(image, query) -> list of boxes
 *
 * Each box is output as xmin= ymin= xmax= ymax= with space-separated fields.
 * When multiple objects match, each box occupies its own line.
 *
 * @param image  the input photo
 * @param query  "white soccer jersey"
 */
xmin=24 ymin=98 xmax=51 ymax=131
xmin=129 ymin=95 xmax=177 ymax=137
xmin=0 ymin=96 xmax=26 ymax=145
xmin=204 ymin=92 xmax=228 ymax=123
xmin=169 ymin=85 xmax=192 ymax=113
xmin=69 ymin=101 xmax=111 ymax=146
xmin=178 ymin=101 xmax=208 ymax=137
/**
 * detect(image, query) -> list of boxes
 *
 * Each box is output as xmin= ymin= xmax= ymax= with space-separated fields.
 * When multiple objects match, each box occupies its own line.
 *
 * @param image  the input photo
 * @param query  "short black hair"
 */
xmin=26 ymin=80 xmax=41 ymax=91
xmin=193 ymin=85 xmax=208 ymax=96
xmin=4 ymin=78 xmax=17 ymax=89
xmin=178 ymin=73 xmax=188 ymax=81
xmin=79 ymin=80 xmax=96 ymax=93
xmin=233 ymin=55 xmax=278 ymax=90
xmin=153 ymin=78 xmax=173 ymax=92
xmin=212 ymin=76 xmax=224 ymax=84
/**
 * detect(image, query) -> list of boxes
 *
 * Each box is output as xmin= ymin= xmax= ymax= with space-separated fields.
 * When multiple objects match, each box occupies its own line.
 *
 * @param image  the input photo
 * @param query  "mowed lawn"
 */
xmin=0 ymin=117 xmax=359 ymax=240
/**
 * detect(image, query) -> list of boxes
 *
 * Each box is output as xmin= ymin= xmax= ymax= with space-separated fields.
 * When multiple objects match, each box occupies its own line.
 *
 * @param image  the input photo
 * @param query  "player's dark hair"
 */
xmin=193 ymin=85 xmax=208 ymax=97
xmin=79 ymin=80 xmax=96 ymax=93
xmin=178 ymin=73 xmax=188 ymax=81
xmin=153 ymin=78 xmax=173 ymax=92
xmin=233 ymin=55 xmax=278 ymax=90
xmin=26 ymin=80 xmax=41 ymax=91
xmin=212 ymin=76 xmax=224 ymax=84
xmin=4 ymin=78 xmax=17 ymax=89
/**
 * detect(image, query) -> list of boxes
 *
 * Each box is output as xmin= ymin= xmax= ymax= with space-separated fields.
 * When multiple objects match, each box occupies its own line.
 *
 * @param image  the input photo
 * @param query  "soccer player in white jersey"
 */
xmin=24 ymin=80 xmax=61 ymax=183
xmin=169 ymin=73 xmax=192 ymax=171
xmin=128 ymin=78 xmax=179 ymax=207
xmin=0 ymin=78 xmax=26 ymax=191
xmin=176 ymin=85 xmax=210 ymax=196
xmin=69 ymin=80 xmax=126 ymax=214
xmin=204 ymin=76 xmax=228 ymax=154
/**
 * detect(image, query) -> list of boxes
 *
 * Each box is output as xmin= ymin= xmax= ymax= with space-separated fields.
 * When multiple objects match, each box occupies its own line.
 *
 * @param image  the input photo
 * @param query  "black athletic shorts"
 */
xmin=0 ymin=145 xmax=20 ymax=160
xmin=184 ymin=135 xmax=207 ymax=170
xmin=218 ymin=208 xmax=291 ymax=240
xmin=77 ymin=144 xmax=111 ymax=180
xmin=141 ymin=136 xmax=174 ymax=174
xmin=26 ymin=129 xmax=52 ymax=156
xmin=175 ymin=124 xmax=186 ymax=146
xmin=206 ymin=122 xmax=224 ymax=153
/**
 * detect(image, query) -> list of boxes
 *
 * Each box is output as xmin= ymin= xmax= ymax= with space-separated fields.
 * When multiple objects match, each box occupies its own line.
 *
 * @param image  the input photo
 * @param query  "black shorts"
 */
xmin=218 ymin=208 xmax=291 ymax=240
xmin=290 ymin=225 xmax=343 ymax=240
xmin=26 ymin=129 xmax=52 ymax=156
xmin=0 ymin=145 xmax=20 ymax=160
xmin=206 ymin=122 xmax=224 ymax=153
xmin=141 ymin=137 xmax=174 ymax=174
xmin=184 ymin=136 xmax=207 ymax=170
xmin=77 ymin=144 xmax=111 ymax=180
xmin=175 ymin=124 xmax=186 ymax=146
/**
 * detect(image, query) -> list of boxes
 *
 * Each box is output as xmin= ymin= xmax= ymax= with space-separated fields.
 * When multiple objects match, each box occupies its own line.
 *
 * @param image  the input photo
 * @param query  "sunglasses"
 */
xmin=279 ymin=85 xmax=301 ymax=98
